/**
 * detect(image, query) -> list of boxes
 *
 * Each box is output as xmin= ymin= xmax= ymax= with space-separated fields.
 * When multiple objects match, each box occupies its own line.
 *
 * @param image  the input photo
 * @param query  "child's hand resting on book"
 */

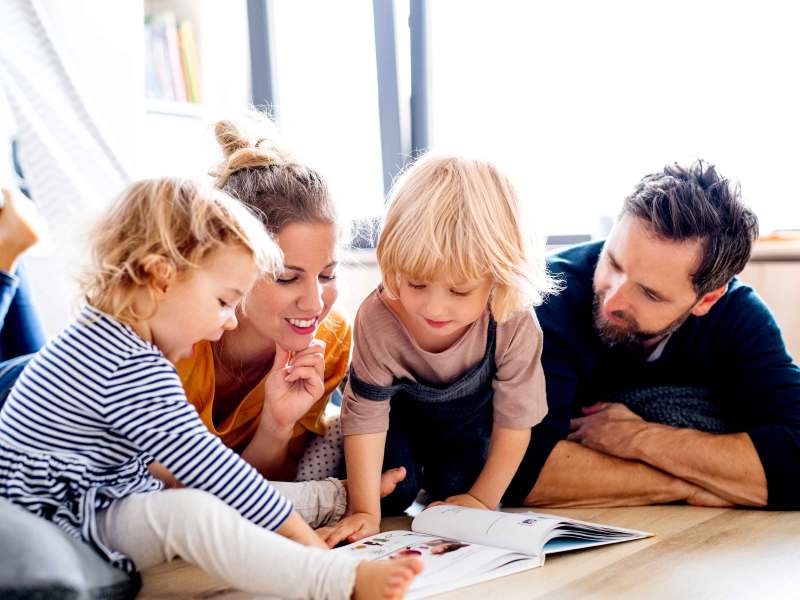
xmin=429 ymin=493 xmax=491 ymax=510
xmin=318 ymin=512 xmax=381 ymax=547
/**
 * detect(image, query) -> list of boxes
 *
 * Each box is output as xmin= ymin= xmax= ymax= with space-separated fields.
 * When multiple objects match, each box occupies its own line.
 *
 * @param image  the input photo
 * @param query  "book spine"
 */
xmin=177 ymin=21 xmax=202 ymax=104
xmin=150 ymin=20 xmax=175 ymax=101
xmin=159 ymin=12 xmax=188 ymax=103
xmin=143 ymin=23 xmax=160 ymax=99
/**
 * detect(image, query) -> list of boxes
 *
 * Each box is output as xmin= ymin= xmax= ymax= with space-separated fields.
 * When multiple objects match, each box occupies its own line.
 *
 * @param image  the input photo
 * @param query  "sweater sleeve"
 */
xmin=721 ymin=286 xmax=800 ymax=509
xmin=104 ymin=352 xmax=293 ymax=530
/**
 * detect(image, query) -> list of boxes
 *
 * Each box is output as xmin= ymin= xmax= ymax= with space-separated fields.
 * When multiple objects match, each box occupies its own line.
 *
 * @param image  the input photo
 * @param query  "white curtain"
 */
xmin=0 ymin=0 xmax=129 ymax=222
xmin=0 ymin=0 xmax=131 ymax=332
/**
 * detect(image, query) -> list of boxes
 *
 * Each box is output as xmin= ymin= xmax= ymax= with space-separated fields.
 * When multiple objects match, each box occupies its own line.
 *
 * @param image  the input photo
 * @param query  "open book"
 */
xmin=334 ymin=506 xmax=651 ymax=599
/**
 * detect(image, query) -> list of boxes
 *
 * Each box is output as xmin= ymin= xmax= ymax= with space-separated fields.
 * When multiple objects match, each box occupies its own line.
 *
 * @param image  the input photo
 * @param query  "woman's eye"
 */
xmin=276 ymin=277 xmax=297 ymax=285
xmin=320 ymin=273 xmax=337 ymax=282
xmin=218 ymin=299 xmax=232 ymax=309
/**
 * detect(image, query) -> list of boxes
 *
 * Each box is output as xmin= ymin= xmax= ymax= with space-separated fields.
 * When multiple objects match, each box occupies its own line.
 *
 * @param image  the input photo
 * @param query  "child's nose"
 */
xmin=223 ymin=311 xmax=238 ymax=330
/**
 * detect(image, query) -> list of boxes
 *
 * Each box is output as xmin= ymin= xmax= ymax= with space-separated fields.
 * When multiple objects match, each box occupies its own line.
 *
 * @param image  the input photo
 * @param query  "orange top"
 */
xmin=176 ymin=308 xmax=352 ymax=450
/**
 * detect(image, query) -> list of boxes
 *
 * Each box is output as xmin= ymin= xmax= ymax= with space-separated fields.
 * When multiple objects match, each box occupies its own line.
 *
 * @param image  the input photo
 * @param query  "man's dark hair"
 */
xmin=622 ymin=159 xmax=759 ymax=296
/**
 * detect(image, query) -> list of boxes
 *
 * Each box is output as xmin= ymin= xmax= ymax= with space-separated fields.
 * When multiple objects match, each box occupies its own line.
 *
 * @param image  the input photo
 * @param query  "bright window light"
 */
xmin=429 ymin=0 xmax=800 ymax=236
xmin=271 ymin=0 xmax=386 ymax=223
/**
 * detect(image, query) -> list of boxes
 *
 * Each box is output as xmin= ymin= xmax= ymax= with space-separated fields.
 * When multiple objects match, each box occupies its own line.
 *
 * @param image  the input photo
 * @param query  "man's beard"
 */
xmin=592 ymin=291 xmax=692 ymax=351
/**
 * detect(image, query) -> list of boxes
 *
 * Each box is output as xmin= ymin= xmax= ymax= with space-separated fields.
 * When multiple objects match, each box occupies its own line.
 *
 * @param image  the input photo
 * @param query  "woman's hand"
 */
xmin=262 ymin=340 xmax=326 ymax=433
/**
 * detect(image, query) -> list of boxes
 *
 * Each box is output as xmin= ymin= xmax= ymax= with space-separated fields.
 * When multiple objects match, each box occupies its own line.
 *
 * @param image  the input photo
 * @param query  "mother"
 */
xmin=174 ymin=115 xmax=350 ymax=482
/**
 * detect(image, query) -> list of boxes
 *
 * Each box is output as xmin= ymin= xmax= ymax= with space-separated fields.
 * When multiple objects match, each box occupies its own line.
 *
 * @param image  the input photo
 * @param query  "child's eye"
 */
xmin=407 ymin=281 xmax=426 ymax=290
xmin=450 ymin=289 xmax=471 ymax=297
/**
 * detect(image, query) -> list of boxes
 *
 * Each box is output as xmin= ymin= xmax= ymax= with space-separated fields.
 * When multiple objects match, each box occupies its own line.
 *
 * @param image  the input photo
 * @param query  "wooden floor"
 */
xmin=139 ymin=505 xmax=800 ymax=599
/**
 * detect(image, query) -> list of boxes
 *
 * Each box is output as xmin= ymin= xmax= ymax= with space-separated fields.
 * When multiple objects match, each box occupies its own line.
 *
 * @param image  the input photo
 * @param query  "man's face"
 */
xmin=592 ymin=215 xmax=705 ymax=350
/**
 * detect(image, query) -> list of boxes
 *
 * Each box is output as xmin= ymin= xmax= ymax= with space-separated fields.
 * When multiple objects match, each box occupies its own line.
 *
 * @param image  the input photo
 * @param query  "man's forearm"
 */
xmin=523 ymin=441 xmax=730 ymax=507
xmin=631 ymin=427 xmax=767 ymax=506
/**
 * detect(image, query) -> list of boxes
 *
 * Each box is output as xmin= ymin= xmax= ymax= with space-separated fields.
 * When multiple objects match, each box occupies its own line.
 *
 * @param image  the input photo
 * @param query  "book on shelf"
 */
xmin=177 ymin=20 xmax=201 ymax=103
xmin=144 ymin=11 xmax=200 ymax=104
xmin=334 ymin=506 xmax=651 ymax=599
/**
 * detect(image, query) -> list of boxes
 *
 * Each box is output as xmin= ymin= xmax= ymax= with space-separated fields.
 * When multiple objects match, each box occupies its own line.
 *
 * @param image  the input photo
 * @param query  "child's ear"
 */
xmin=142 ymin=257 xmax=175 ymax=296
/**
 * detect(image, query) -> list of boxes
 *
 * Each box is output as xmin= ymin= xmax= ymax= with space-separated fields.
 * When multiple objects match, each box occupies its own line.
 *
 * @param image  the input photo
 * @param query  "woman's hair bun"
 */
xmin=210 ymin=114 xmax=292 ymax=188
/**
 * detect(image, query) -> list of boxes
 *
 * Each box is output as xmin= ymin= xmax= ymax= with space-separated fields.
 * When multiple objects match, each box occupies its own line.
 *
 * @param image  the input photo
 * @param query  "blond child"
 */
xmin=0 ymin=179 xmax=421 ymax=599
xmin=323 ymin=155 xmax=555 ymax=545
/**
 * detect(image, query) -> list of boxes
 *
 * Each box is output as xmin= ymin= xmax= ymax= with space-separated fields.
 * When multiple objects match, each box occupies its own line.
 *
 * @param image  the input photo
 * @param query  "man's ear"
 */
xmin=690 ymin=283 xmax=728 ymax=317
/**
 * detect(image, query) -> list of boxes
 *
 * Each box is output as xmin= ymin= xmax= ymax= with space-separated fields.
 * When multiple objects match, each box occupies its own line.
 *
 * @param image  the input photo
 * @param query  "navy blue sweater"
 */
xmin=507 ymin=241 xmax=800 ymax=508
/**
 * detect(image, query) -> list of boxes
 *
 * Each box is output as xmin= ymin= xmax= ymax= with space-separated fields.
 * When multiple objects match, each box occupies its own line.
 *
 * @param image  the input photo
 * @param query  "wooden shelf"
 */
xmin=144 ymin=98 xmax=204 ymax=119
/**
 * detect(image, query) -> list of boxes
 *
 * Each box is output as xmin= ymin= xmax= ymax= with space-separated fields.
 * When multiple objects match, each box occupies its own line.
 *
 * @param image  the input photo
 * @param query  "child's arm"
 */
xmin=318 ymin=431 xmax=386 ymax=547
xmin=277 ymin=511 xmax=328 ymax=549
xmin=439 ymin=426 xmax=531 ymax=509
xmin=437 ymin=310 xmax=544 ymax=509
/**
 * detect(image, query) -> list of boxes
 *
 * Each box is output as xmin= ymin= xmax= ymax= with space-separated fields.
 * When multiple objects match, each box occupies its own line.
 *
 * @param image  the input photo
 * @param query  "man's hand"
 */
xmin=567 ymin=402 xmax=649 ymax=460
xmin=317 ymin=512 xmax=380 ymax=547
xmin=428 ymin=493 xmax=490 ymax=510
xmin=262 ymin=340 xmax=326 ymax=434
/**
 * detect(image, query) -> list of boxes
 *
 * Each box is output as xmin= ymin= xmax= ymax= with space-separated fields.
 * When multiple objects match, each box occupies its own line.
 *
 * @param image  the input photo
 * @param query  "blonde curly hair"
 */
xmin=81 ymin=178 xmax=282 ymax=325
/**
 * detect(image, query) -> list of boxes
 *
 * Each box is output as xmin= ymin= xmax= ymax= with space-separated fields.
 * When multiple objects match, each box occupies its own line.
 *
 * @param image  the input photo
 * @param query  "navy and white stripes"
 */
xmin=0 ymin=305 xmax=292 ymax=572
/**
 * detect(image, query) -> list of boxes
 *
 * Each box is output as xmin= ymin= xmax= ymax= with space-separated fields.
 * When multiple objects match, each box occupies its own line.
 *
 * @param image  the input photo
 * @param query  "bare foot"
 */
xmin=353 ymin=557 xmax=423 ymax=600
xmin=0 ymin=188 xmax=42 ymax=273
xmin=379 ymin=467 xmax=406 ymax=499
xmin=341 ymin=467 xmax=406 ymax=517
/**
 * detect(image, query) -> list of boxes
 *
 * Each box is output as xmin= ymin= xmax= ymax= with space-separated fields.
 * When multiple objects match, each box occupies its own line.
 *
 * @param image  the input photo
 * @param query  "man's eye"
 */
xmin=643 ymin=289 xmax=660 ymax=302
xmin=219 ymin=299 xmax=233 ymax=308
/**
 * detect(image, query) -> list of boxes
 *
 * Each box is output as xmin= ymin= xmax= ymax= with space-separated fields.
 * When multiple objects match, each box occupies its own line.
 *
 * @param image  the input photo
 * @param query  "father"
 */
xmin=504 ymin=160 xmax=800 ymax=509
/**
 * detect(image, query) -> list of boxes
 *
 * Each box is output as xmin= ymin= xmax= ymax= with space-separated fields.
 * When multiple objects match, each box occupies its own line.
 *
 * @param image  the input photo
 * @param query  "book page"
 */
xmin=412 ymin=506 xmax=650 ymax=556
xmin=412 ymin=506 xmax=556 ymax=555
xmin=333 ymin=530 xmax=541 ymax=599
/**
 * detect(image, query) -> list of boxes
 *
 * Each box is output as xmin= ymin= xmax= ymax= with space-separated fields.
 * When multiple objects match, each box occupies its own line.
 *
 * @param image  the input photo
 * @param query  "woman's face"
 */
xmin=239 ymin=221 xmax=339 ymax=352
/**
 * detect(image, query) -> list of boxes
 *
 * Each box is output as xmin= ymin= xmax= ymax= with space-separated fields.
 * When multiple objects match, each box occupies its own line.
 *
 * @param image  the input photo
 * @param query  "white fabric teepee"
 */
xmin=0 ymin=0 xmax=132 ymax=332
xmin=0 ymin=0 xmax=130 ymax=223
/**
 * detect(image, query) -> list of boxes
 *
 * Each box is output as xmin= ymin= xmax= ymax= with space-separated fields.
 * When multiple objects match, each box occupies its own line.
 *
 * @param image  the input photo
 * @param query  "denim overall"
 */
xmin=349 ymin=317 xmax=497 ymax=515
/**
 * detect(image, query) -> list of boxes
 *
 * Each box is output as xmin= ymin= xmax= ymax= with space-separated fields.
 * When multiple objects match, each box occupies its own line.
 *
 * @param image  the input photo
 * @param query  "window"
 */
xmin=271 ymin=1 xmax=386 ymax=223
xmin=429 ymin=0 xmax=800 ymax=235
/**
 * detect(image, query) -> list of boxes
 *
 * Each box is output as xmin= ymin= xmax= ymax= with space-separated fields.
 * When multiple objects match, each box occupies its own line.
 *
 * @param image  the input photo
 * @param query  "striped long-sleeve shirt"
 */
xmin=0 ymin=305 xmax=292 ymax=571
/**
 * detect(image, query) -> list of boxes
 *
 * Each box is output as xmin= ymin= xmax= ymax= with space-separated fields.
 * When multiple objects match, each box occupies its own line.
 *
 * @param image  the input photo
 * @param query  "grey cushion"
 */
xmin=0 ymin=498 xmax=140 ymax=599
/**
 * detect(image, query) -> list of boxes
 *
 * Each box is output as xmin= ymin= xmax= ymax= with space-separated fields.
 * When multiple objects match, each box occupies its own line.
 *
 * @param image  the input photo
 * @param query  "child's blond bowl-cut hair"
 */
xmin=377 ymin=154 xmax=558 ymax=323
xmin=81 ymin=178 xmax=282 ymax=325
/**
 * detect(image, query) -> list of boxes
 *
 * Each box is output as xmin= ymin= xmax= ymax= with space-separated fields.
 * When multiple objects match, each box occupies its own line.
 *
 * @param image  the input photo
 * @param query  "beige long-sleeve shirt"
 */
xmin=341 ymin=287 xmax=548 ymax=435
